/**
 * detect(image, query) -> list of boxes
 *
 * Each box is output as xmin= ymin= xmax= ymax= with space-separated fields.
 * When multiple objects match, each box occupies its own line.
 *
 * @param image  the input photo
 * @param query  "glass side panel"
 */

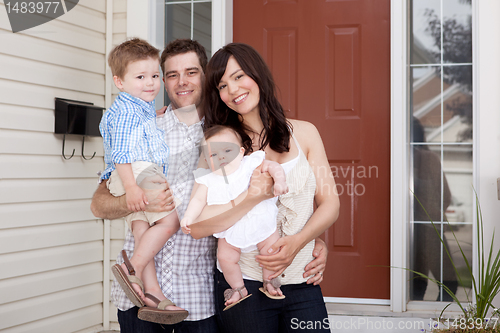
xmin=410 ymin=222 xmax=472 ymax=302
xmin=409 ymin=0 xmax=472 ymax=302
xmin=412 ymin=145 xmax=444 ymax=223
xmin=411 ymin=0 xmax=441 ymax=64
xmin=165 ymin=4 xmax=191 ymax=42
xmin=411 ymin=66 xmax=441 ymax=143
xmin=442 ymin=65 xmax=472 ymax=143
xmin=193 ymin=2 xmax=212 ymax=59
xmin=443 ymin=145 xmax=473 ymax=223
xmin=443 ymin=0 xmax=472 ymax=64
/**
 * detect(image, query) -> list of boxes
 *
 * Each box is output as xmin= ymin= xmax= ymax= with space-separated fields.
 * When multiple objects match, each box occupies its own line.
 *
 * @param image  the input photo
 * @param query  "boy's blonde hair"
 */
xmin=108 ymin=38 xmax=160 ymax=79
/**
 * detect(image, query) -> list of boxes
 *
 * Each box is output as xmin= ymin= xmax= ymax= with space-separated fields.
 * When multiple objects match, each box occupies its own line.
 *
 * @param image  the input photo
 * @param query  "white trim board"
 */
xmin=324 ymin=297 xmax=391 ymax=306
xmin=212 ymin=0 xmax=233 ymax=53
xmin=390 ymin=0 xmax=408 ymax=313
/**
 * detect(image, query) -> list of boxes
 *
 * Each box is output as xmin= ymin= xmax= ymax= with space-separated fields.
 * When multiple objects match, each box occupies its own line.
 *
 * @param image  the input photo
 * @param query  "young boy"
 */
xmin=99 ymin=38 xmax=188 ymax=324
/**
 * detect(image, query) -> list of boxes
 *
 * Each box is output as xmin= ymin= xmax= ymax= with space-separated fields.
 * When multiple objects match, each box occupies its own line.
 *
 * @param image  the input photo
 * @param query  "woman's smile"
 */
xmin=233 ymin=93 xmax=248 ymax=104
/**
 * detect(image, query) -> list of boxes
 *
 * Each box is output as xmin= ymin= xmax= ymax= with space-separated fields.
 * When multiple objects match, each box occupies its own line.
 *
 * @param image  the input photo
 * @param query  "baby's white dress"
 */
xmin=193 ymin=151 xmax=278 ymax=252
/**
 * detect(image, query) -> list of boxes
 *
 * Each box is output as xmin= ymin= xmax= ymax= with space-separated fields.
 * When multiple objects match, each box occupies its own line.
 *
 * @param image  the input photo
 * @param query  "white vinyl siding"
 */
xmin=0 ymin=0 xmax=108 ymax=332
xmin=111 ymin=0 xmax=127 ymax=102
xmin=107 ymin=0 xmax=128 ymax=328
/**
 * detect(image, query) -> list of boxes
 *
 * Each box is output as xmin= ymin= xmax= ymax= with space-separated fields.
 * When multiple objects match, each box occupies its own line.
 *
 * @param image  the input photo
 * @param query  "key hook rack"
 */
xmin=55 ymin=98 xmax=103 ymax=160
xmin=62 ymin=134 xmax=97 ymax=160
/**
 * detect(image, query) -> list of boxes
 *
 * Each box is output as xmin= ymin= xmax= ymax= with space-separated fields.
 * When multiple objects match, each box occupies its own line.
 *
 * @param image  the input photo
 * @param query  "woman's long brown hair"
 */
xmin=202 ymin=43 xmax=291 ymax=154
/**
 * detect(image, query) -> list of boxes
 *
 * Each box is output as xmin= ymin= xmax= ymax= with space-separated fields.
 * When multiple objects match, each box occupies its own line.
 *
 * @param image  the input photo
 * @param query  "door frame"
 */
xmin=475 ymin=0 xmax=500 ymax=308
xmin=390 ymin=0 xmax=409 ymax=313
xmin=140 ymin=0 xmax=492 ymax=312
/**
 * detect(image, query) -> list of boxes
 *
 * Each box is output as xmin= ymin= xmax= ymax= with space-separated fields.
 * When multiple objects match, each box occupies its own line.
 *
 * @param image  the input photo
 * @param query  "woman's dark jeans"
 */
xmin=214 ymin=269 xmax=330 ymax=333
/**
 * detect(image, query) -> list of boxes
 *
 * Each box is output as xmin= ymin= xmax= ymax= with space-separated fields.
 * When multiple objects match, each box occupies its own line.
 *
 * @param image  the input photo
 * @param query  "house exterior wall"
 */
xmin=107 ymin=0 xmax=128 ymax=327
xmin=0 ymin=0 xmax=499 ymax=331
xmin=477 ymin=0 xmax=500 ymax=307
xmin=0 ymin=0 xmax=111 ymax=331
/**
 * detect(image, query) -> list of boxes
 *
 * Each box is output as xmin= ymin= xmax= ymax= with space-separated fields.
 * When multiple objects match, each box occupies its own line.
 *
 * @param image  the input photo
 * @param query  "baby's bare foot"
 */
xmin=224 ymin=287 xmax=248 ymax=307
xmin=264 ymin=281 xmax=283 ymax=297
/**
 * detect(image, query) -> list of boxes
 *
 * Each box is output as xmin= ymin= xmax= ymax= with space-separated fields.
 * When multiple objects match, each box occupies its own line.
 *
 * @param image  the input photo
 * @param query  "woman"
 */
xmin=190 ymin=43 xmax=340 ymax=332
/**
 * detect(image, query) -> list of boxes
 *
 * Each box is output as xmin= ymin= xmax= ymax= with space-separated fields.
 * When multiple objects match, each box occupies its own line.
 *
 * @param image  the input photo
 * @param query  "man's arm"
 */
xmin=90 ymin=179 xmax=176 ymax=220
xmin=90 ymin=180 xmax=130 ymax=219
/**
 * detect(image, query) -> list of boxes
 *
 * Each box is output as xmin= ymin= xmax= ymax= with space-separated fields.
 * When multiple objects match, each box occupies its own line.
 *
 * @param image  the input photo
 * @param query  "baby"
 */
xmin=99 ymin=38 xmax=187 ymax=324
xmin=181 ymin=125 xmax=288 ymax=310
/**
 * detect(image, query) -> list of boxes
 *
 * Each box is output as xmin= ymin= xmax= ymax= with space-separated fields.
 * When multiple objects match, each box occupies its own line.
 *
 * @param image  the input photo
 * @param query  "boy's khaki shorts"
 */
xmin=107 ymin=161 xmax=180 ymax=229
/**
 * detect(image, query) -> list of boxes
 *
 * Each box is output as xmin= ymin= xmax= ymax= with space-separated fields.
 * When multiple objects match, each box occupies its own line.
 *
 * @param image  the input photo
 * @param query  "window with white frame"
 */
xmin=409 ymin=0 xmax=473 ymax=302
xmin=163 ymin=0 xmax=212 ymax=103
xmin=165 ymin=0 xmax=212 ymax=57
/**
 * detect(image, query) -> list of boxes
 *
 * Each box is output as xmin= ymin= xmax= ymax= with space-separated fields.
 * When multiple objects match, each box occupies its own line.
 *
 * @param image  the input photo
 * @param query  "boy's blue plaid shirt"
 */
xmin=99 ymin=92 xmax=169 ymax=181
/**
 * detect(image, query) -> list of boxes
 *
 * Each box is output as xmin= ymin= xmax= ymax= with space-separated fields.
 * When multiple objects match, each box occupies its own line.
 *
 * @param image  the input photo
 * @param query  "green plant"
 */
xmin=412 ymin=190 xmax=500 ymax=330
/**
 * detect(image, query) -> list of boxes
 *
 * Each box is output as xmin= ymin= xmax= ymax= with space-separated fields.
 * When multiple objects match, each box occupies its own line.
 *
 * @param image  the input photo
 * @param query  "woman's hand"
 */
xmin=255 ymin=234 xmax=303 ymax=279
xmin=303 ymin=238 xmax=328 ymax=285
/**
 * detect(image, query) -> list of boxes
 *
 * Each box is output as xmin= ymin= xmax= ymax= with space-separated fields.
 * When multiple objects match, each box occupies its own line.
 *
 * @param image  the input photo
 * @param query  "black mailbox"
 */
xmin=55 ymin=98 xmax=104 ymax=160
xmin=55 ymin=98 xmax=104 ymax=137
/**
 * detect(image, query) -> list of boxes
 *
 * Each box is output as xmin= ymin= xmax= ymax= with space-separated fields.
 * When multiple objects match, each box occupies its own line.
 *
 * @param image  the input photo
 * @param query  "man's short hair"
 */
xmin=160 ymin=39 xmax=208 ymax=75
xmin=108 ymin=38 xmax=160 ymax=79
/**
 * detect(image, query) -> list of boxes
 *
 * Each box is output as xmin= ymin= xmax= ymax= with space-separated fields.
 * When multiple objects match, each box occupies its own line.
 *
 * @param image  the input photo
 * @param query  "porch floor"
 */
xmin=99 ymin=303 xmax=463 ymax=333
xmin=326 ymin=303 xmax=463 ymax=332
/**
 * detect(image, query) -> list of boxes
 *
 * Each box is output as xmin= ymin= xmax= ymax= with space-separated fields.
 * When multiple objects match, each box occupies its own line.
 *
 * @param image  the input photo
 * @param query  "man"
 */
xmin=91 ymin=39 xmax=327 ymax=333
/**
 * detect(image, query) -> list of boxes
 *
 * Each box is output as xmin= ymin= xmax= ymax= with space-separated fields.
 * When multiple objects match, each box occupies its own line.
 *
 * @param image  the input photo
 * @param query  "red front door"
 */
xmin=234 ymin=0 xmax=391 ymax=299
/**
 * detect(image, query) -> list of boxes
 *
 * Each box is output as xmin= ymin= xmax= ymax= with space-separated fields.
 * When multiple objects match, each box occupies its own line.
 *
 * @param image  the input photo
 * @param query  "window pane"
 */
xmin=411 ymin=223 xmax=471 ymax=302
xmin=411 ymin=66 xmax=472 ymax=144
xmin=193 ymin=2 xmax=212 ymax=59
xmin=443 ymin=145 xmax=473 ymax=223
xmin=164 ymin=3 xmax=192 ymax=106
xmin=411 ymin=0 xmax=441 ymax=64
xmin=412 ymin=145 xmax=445 ymax=223
xmin=446 ymin=223 xmax=473 ymax=302
xmin=165 ymin=4 xmax=191 ymax=42
xmin=442 ymin=65 xmax=472 ymax=143
xmin=411 ymin=67 xmax=441 ymax=143
xmin=443 ymin=0 xmax=472 ymax=64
